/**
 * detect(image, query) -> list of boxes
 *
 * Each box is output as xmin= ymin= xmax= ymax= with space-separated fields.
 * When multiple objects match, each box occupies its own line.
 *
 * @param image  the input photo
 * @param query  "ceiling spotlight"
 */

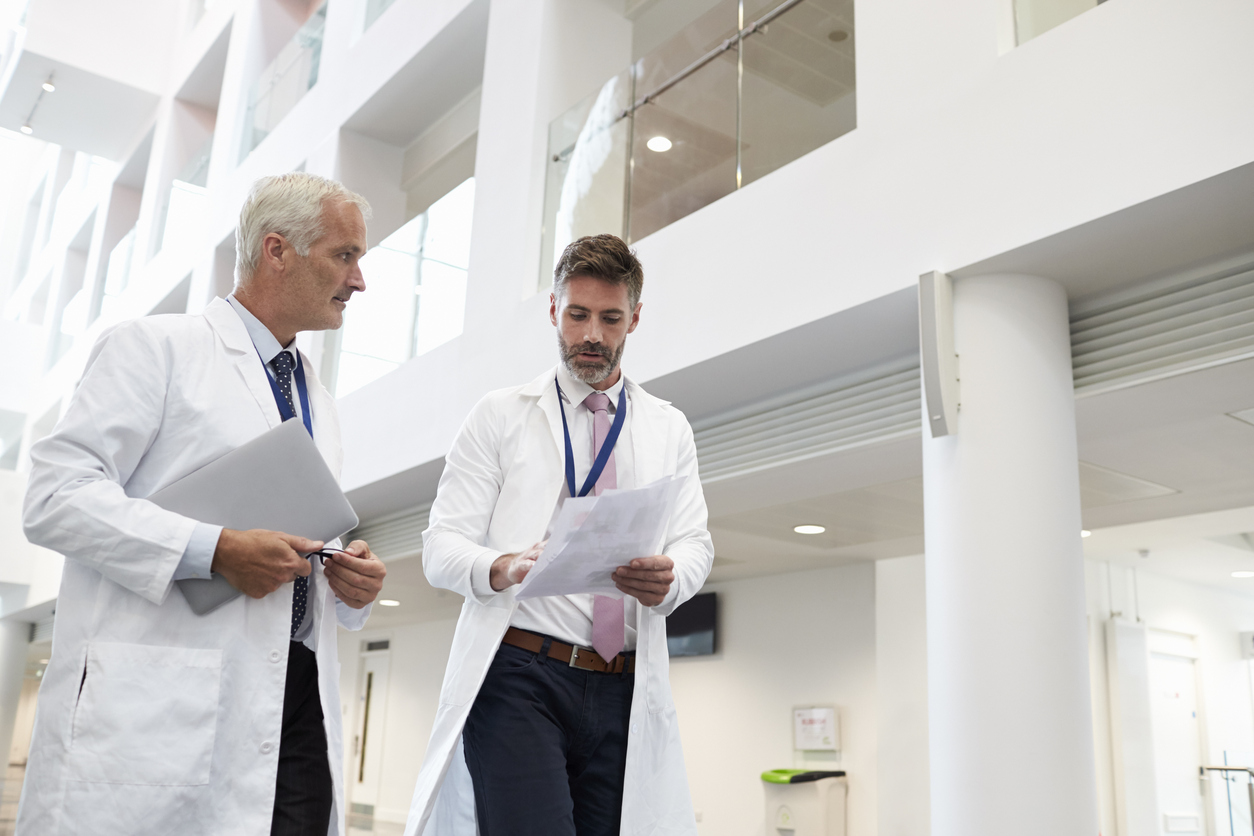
xmin=794 ymin=524 xmax=826 ymax=535
xmin=1080 ymin=530 xmax=1092 ymax=538
xmin=42 ymin=80 xmax=55 ymax=93
xmin=20 ymin=124 xmax=32 ymax=135
xmin=646 ymin=136 xmax=672 ymax=153
xmin=1233 ymin=571 xmax=1254 ymax=579
xmin=38 ymin=659 xmax=49 ymax=664
xmin=378 ymin=599 xmax=400 ymax=607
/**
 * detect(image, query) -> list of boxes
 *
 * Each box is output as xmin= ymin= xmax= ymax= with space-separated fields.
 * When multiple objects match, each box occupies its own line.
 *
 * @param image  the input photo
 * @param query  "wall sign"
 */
xmin=793 ymin=706 xmax=840 ymax=751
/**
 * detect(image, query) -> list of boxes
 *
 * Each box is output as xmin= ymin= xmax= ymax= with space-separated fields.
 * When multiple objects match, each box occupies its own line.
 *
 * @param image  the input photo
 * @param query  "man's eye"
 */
xmin=569 ymin=312 xmax=587 ymax=320
xmin=604 ymin=317 xmax=621 ymax=325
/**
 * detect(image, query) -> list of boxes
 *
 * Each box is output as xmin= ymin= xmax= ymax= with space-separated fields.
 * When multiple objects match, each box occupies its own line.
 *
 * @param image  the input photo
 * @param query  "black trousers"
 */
xmin=462 ymin=638 xmax=635 ymax=836
xmin=271 ymin=641 xmax=333 ymax=836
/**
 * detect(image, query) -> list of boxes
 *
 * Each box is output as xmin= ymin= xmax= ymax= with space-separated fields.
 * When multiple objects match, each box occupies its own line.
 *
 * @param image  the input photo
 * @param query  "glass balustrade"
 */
xmin=156 ymin=136 xmax=212 ymax=258
xmin=239 ymin=3 xmax=327 ymax=161
xmin=363 ymin=0 xmax=398 ymax=31
xmin=98 ymin=225 xmax=136 ymax=321
xmin=1207 ymin=760 xmax=1254 ymax=836
xmin=540 ymin=0 xmax=856 ymax=289
xmin=332 ymin=177 xmax=475 ymax=397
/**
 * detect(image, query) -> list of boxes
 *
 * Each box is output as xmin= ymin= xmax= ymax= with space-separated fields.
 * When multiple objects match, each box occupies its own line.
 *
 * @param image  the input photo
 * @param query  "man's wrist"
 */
xmin=489 ymin=553 xmax=514 ymax=592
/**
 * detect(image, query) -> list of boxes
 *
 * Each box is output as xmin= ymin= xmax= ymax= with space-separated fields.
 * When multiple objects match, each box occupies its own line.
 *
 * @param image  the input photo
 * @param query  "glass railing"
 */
xmin=239 ymin=3 xmax=327 ymax=161
xmin=156 ymin=136 xmax=212 ymax=257
xmin=363 ymin=0 xmax=398 ymax=31
xmin=1206 ymin=761 xmax=1254 ymax=836
xmin=539 ymin=0 xmax=855 ymax=288
xmin=331 ymin=177 xmax=475 ymax=397
xmin=97 ymin=225 xmax=136 ymax=321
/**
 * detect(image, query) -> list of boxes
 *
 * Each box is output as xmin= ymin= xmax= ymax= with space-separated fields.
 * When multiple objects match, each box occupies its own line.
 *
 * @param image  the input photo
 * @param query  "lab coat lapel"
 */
xmin=523 ymin=366 xmax=566 ymax=469
xmin=203 ymin=298 xmax=283 ymax=429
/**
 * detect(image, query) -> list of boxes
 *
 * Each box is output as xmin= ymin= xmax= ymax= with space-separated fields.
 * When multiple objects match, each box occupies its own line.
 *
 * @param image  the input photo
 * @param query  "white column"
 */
xmin=0 ymin=620 xmax=29 ymax=768
xmin=922 ymin=274 xmax=1098 ymax=835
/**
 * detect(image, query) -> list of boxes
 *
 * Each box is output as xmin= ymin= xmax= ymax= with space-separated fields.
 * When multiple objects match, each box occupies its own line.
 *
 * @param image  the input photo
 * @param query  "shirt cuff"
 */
xmin=173 ymin=523 xmax=222 ymax=581
xmin=470 ymin=551 xmax=501 ymax=599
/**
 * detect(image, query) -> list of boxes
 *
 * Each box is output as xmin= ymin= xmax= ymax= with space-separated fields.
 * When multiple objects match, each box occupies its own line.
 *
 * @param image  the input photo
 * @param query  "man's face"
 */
xmin=283 ymin=199 xmax=367 ymax=332
xmin=550 ymin=275 xmax=641 ymax=387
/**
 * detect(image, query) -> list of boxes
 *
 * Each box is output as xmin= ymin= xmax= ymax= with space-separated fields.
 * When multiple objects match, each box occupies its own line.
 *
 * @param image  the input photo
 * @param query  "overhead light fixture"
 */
xmin=1080 ymin=530 xmax=1092 ymax=538
xmin=42 ymin=79 xmax=55 ymax=93
xmin=38 ymin=659 xmax=49 ymax=664
xmin=378 ymin=599 xmax=400 ymax=607
xmin=20 ymin=124 xmax=32 ymax=135
xmin=646 ymin=136 xmax=672 ymax=153
xmin=1233 ymin=571 xmax=1254 ymax=579
xmin=794 ymin=524 xmax=826 ymax=535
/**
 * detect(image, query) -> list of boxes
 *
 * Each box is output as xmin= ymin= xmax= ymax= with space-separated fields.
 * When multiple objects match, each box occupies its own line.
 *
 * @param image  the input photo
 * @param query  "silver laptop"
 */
xmin=149 ymin=419 xmax=359 ymax=615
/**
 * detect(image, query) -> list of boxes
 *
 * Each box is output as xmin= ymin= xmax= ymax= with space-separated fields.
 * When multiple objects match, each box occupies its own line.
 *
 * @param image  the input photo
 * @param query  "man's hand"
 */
xmin=323 ymin=540 xmax=387 ymax=609
xmin=489 ymin=541 xmax=546 ymax=591
xmin=613 ymin=555 xmax=674 ymax=607
xmin=211 ymin=528 xmax=320 ymax=599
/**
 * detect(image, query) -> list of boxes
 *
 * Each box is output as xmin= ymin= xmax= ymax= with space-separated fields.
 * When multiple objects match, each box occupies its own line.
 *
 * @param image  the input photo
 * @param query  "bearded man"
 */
xmin=403 ymin=234 xmax=714 ymax=836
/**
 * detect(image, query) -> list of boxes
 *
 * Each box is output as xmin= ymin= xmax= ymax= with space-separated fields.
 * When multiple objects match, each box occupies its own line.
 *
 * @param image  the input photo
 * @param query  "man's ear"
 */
xmin=549 ymin=293 xmax=558 ymax=326
xmin=261 ymin=232 xmax=288 ymax=273
xmin=627 ymin=302 xmax=642 ymax=334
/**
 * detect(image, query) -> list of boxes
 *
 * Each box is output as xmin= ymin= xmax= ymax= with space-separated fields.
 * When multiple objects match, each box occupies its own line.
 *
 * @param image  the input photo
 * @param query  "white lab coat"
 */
xmin=404 ymin=367 xmax=714 ymax=836
xmin=18 ymin=297 xmax=368 ymax=836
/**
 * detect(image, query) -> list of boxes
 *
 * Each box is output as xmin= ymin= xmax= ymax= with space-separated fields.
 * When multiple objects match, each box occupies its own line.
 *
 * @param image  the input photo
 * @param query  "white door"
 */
xmin=1149 ymin=651 xmax=1206 ymax=835
xmin=350 ymin=643 xmax=391 ymax=809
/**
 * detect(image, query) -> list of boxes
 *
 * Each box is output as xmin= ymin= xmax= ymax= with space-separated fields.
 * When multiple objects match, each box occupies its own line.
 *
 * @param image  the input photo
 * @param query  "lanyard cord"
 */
xmin=259 ymin=349 xmax=313 ymax=437
xmin=556 ymin=378 xmax=627 ymax=498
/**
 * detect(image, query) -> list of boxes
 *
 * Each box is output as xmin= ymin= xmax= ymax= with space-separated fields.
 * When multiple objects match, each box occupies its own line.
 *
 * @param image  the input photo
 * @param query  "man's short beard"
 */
xmin=558 ymin=334 xmax=626 ymax=385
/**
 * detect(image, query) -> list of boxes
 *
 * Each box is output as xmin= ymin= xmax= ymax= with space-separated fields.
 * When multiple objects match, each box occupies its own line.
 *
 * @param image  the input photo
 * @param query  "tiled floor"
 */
xmin=0 ymin=764 xmax=404 ymax=835
xmin=0 ymin=765 xmax=23 ymax=836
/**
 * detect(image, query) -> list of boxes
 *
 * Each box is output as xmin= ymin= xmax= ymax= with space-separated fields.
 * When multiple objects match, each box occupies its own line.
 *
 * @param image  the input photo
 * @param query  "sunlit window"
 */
xmin=331 ymin=177 xmax=474 ymax=397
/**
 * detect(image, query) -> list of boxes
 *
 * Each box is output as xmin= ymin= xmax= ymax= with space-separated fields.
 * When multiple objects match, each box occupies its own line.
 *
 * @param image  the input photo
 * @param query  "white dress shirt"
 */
xmin=506 ymin=366 xmax=641 ymax=651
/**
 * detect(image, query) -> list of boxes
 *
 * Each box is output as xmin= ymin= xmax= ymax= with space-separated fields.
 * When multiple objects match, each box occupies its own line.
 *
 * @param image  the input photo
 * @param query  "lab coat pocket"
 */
xmin=68 ymin=642 xmax=222 ymax=786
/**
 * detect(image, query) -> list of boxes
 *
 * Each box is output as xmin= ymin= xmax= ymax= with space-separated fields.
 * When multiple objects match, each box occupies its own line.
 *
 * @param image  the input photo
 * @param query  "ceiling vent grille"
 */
xmin=347 ymin=504 xmax=430 ymax=562
xmin=30 ymin=616 xmax=55 ymax=644
xmin=692 ymin=360 xmax=921 ymax=483
xmin=1071 ymin=262 xmax=1254 ymax=395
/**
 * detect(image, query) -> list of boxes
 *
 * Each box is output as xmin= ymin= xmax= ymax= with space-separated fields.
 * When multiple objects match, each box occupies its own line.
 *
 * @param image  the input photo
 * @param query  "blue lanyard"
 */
xmin=556 ymin=378 xmax=627 ymax=498
xmin=260 ymin=349 xmax=313 ymax=437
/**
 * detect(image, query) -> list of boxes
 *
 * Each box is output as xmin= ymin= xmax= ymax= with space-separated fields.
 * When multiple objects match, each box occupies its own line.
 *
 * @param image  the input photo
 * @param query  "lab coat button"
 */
xmin=260 ymin=741 xmax=274 ymax=754
xmin=269 ymin=650 xmax=281 ymax=663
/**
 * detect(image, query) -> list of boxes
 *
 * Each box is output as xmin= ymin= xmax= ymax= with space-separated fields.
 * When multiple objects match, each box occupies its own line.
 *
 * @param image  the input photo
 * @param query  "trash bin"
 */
xmin=760 ymin=769 xmax=847 ymax=836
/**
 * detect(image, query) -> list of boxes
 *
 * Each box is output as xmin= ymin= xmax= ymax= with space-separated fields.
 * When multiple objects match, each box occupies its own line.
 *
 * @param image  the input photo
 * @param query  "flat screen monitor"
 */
xmin=666 ymin=591 xmax=716 ymax=657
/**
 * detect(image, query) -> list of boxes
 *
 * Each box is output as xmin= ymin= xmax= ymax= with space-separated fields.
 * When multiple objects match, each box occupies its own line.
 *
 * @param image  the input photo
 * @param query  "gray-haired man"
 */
xmin=19 ymin=173 xmax=386 ymax=836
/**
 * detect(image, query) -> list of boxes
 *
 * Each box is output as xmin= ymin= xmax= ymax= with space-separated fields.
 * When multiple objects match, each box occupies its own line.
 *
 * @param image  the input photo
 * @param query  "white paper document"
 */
xmin=515 ymin=475 xmax=687 ymax=600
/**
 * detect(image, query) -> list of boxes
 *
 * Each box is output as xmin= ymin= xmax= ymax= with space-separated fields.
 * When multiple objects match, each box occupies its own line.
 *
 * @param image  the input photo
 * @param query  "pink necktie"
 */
xmin=585 ymin=392 xmax=624 ymax=662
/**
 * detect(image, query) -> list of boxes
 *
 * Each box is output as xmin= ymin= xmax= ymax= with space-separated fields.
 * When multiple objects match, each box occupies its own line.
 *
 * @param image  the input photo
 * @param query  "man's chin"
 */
xmin=569 ymin=360 xmax=612 ymax=384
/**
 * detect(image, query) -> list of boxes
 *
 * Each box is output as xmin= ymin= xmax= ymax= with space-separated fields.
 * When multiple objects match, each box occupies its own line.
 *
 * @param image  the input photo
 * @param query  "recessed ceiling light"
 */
xmin=646 ymin=136 xmax=672 ymax=153
xmin=1080 ymin=530 xmax=1092 ymax=538
xmin=38 ymin=659 xmax=48 ymax=664
xmin=378 ymin=599 xmax=400 ymax=607
xmin=20 ymin=124 xmax=32 ymax=135
xmin=42 ymin=80 xmax=55 ymax=93
xmin=794 ymin=524 xmax=826 ymax=535
xmin=1233 ymin=571 xmax=1254 ymax=579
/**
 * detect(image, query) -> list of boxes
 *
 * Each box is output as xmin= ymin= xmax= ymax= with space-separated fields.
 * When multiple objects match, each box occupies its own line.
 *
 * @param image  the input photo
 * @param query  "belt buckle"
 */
xmin=568 ymin=644 xmax=591 ymax=669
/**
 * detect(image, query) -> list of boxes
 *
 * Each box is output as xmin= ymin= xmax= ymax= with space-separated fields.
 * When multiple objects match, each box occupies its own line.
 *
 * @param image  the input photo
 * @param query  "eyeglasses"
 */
xmin=308 ymin=548 xmax=350 ymax=566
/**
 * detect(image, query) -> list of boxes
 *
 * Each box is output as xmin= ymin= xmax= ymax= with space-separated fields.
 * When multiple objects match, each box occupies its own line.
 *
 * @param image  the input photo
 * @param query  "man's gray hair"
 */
xmin=235 ymin=173 xmax=372 ymax=283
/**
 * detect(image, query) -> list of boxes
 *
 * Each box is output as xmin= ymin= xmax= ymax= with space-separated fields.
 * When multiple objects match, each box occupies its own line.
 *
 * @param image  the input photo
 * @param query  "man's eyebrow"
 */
xmin=332 ymin=242 xmax=364 ymax=253
xmin=566 ymin=304 xmax=625 ymax=314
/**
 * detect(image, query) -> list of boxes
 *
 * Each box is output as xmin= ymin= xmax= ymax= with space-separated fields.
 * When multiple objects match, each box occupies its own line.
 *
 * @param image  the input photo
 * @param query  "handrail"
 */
xmin=1202 ymin=767 xmax=1254 ymax=836
xmin=620 ymin=0 xmax=808 ymax=118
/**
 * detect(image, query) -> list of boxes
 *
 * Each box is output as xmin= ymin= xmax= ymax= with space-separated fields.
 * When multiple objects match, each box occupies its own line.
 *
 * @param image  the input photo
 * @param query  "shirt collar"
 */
xmin=556 ymin=365 xmax=625 ymax=412
xmin=226 ymin=294 xmax=293 ymax=365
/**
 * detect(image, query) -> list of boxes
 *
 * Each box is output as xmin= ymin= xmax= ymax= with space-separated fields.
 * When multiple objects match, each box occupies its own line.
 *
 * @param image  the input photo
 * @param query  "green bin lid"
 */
xmin=761 ymin=769 xmax=847 ymax=784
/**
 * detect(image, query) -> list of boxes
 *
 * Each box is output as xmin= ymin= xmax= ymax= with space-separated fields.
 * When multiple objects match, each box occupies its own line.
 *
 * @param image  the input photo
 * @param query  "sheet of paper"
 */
xmin=515 ymin=475 xmax=686 ymax=600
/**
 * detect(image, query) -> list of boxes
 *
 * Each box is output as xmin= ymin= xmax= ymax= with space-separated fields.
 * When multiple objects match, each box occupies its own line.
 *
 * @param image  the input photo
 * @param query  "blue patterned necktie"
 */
xmin=271 ymin=351 xmax=308 ymax=638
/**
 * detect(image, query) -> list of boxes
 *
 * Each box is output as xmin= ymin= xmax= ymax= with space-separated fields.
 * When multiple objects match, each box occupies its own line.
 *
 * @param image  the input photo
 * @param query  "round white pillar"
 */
xmin=922 ymin=274 xmax=1098 ymax=835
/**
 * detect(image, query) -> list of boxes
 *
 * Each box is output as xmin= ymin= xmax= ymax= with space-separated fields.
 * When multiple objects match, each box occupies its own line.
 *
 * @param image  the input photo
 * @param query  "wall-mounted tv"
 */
xmin=666 ymin=591 xmax=717 ymax=657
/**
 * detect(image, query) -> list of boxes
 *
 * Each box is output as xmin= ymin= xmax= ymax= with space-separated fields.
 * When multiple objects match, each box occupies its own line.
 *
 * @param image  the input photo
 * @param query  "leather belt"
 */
xmin=502 ymin=627 xmax=635 ymax=674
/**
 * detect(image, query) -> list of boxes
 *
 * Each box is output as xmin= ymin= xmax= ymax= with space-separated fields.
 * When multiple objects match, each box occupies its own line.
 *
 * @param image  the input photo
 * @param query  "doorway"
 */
xmin=1148 ymin=630 xmax=1208 ymax=835
xmin=350 ymin=639 xmax=391 ymax=815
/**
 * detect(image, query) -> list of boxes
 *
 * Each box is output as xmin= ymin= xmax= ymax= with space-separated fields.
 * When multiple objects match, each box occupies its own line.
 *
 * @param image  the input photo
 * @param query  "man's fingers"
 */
xmin=293 ymin=557 xmax=313 ymax=578
xmin=328 ymin=550 xmax=386 ymax=576
xmin=345 ymin=539 xmax=369 ymax=558
xmin=323 ymin=562 xmax=376 ymax=594
xmin=614 ymin=577 xmax=671 ymax=595
xmin=613 ymin=566 xmax=675 ymax=583
xmin=628 ymin=555 xmax=673 ymax=571
xmin=276 ymin=534 xmax=324 ymax=553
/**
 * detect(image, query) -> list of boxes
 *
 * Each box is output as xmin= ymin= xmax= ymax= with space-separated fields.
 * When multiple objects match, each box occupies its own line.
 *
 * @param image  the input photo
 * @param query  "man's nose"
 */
xmin=348 ymin=263 xmax=366 ymax=292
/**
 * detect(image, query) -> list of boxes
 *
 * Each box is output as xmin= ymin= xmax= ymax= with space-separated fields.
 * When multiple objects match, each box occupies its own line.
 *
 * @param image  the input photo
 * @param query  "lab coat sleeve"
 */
xmin=652 ymin=416 xmax=714 ymax=617
xmin=422 ymin=395 xmax=506 ymax=605
xmin=23 ymin=321 xmax=198 ymax=605
xmin=336 ymin=599 xmax=372 ymax=630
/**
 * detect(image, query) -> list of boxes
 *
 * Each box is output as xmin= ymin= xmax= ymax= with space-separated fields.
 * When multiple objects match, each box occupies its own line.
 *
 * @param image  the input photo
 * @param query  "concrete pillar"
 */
xmin=0 ymin=620 xmax=28 ymax=768
xmin=921 ymin=274 xmax=1098 ymax=835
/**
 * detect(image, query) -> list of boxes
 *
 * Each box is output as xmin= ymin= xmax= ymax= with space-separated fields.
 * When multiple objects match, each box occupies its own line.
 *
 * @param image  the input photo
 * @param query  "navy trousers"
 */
xmin=271 ymin=641 xmax=333 ymax=836
xmin=462 ymin=639 xmax=635 ymax=836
